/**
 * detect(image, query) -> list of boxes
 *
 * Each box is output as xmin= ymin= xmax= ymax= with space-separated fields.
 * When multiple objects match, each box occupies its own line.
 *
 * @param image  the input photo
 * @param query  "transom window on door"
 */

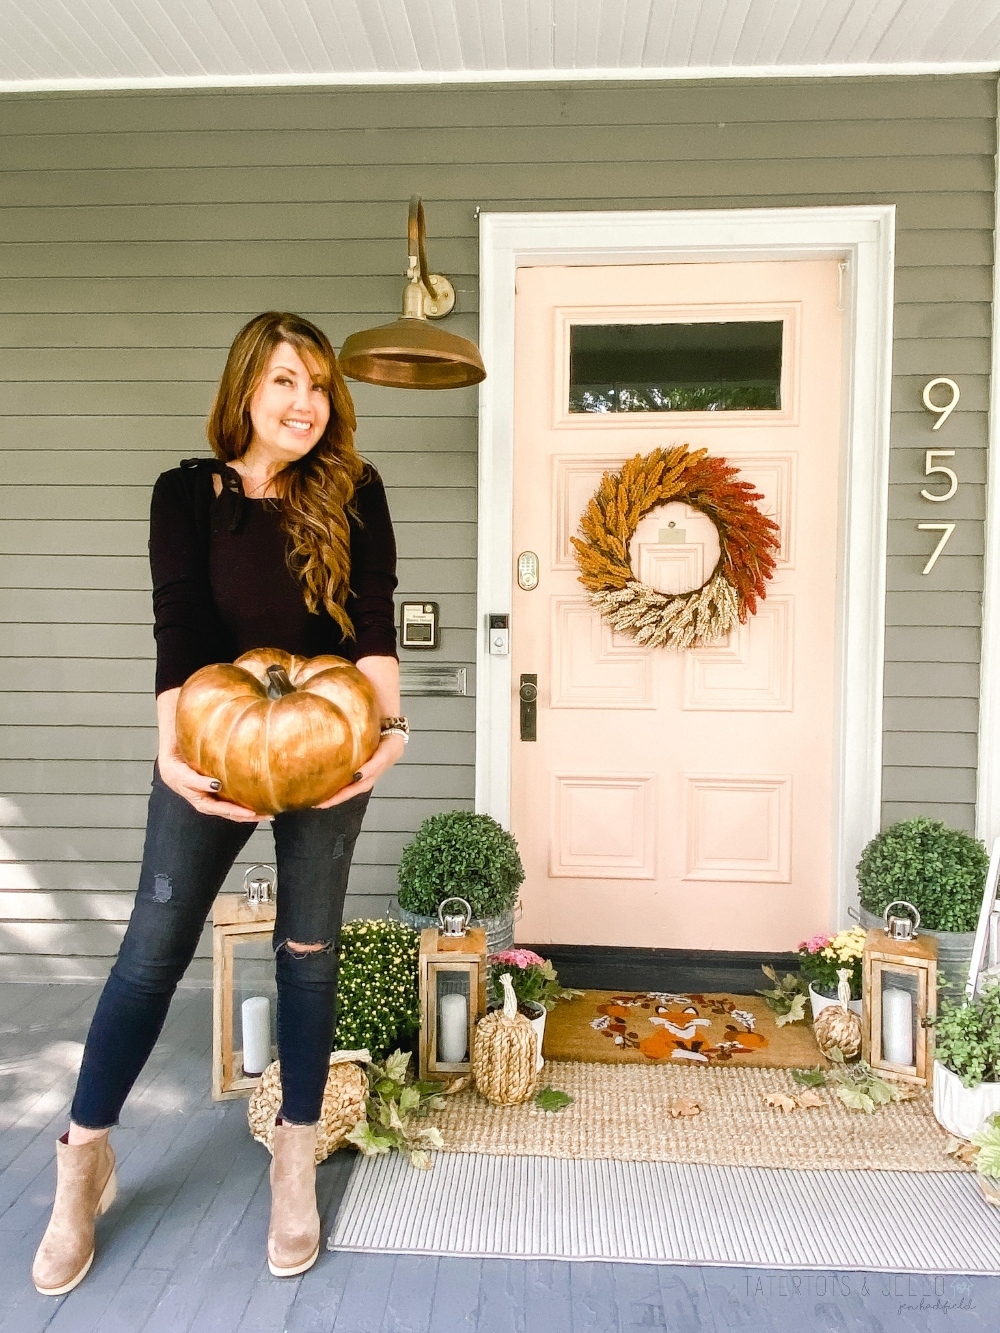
xmin=568 ymin=320 xmax=784 ymax=413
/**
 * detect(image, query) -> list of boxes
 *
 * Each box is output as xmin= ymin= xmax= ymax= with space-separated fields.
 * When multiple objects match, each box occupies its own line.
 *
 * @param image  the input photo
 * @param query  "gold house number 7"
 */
xmin=918 ymin=378 xmax=960 ymax=574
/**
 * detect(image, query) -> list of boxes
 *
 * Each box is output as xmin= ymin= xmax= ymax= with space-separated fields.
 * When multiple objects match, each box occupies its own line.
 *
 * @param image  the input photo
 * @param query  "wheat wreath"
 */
xmin=571 ymin=446 xmax=781 ymax=650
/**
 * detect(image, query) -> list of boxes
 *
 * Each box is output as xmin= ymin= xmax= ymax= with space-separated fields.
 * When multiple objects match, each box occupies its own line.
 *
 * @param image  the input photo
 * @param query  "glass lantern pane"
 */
xmin=569 ymin=321 xmax=784 ymax=414
xmin=436 ymin=969 xmax=470 ymax=1064
xmin=880 ymin=970 xmax=919 ymax=1068
xmin=233 ymin=935 xmax=277 ymax=1078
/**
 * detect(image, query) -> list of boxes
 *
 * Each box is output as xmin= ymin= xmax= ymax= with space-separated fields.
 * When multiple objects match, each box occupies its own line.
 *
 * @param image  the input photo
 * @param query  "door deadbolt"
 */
xmin=519 ymin=674 xmax=537 ymax=742
xmin=517 ymin=551 xmax=539 ymax=590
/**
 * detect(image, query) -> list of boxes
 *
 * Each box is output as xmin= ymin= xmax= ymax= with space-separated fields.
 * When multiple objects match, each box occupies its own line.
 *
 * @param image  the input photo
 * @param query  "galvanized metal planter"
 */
xmin=391 ymin=900 xmax=516 ymax=955
xmin=860 ymin=907 xmax=975 ymax=993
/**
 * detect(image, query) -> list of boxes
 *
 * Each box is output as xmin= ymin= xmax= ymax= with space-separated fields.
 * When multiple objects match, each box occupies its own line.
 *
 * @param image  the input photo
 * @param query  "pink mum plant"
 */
xmin=487 ymin=949 xmax=584 ymax=1012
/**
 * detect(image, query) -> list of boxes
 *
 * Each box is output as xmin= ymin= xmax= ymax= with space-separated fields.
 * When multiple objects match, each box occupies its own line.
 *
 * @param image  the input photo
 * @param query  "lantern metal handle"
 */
xmin=243 ymin=863 xmax=276 ymax=906
xmin=883 ymin=899 xmax=920 ymax=938
xmin=437 ymin=896 xmax=473 ymax=937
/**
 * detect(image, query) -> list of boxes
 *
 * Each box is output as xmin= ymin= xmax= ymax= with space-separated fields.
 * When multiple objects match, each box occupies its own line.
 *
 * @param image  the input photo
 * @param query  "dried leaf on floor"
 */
xmin=669 ymin=1096 xmax=702 ymax=1118
xmin=442 ymin=1076 xmax=471 ymax=1096
xmin=944 ymin=1136 xmax=980 ymax=1166
xmin=763 ymin=1093 xmax=799 ymax=1112
xmin=793 ymin=1090 xmax=824 ymax=1109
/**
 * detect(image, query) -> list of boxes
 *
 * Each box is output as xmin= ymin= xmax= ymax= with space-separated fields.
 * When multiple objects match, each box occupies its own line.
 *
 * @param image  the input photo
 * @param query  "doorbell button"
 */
xmin=488 ymin=613 xmax=509 ymax=655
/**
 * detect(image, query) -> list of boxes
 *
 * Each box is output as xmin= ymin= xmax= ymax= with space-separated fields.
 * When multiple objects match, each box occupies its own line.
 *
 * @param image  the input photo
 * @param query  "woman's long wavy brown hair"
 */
xmin=207 ymin=312 xmax=365 ymax=639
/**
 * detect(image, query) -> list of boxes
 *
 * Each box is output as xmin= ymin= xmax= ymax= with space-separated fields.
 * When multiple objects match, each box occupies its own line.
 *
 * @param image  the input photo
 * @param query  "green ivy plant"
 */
xmin=344 ymin=1051 xmax=447 ymax=1170
xmin=929 ymin=982 xmax=1000 ymax=1088
xmin=333 ymin=919 xmax=421 ymax=1061
xmin=756 ymin=965 xmax=808 ymax=1025
xmin=397 ymin=811 xmax=525 ymax=919
xmin=792 ymin=1052 xmax=915 ymax=1113
xmin=856 ymin=817 xmax=989 ymax=933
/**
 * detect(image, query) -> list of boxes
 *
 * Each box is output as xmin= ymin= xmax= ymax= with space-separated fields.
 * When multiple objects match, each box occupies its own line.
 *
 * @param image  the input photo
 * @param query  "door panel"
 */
xmin=510 ymin=261 xmax=843 ymax=953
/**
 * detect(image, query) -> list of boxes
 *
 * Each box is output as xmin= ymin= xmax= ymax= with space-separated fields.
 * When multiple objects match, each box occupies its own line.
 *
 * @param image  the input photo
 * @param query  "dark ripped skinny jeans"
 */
xmin=70 ymin=765 xmax=370 ymax=1129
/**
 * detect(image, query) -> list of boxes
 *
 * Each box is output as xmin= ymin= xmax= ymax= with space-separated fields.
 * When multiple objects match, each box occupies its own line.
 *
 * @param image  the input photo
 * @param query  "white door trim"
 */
xmin=475 ymin=205 xmax=895 ymax=930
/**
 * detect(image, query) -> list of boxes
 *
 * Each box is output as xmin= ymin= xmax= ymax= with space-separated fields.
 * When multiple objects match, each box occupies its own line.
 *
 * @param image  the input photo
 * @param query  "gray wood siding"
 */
xmin=0 ymin=75 xmax=993 ymax=980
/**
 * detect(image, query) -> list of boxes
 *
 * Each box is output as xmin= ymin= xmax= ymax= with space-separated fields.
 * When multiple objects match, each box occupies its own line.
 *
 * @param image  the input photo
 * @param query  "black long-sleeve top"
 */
xmin=149 ymin=458 xmax=398 ymax=696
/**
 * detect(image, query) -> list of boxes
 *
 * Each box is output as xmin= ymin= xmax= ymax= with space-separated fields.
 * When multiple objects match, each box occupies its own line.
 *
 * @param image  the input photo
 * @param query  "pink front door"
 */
xmin=510 ymin=260 xmax=844 ymax=953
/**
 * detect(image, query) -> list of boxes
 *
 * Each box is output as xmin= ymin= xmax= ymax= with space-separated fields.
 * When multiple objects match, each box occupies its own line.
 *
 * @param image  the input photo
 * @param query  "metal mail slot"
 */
xmin=399 ymin=663 xmax=468 ymax=697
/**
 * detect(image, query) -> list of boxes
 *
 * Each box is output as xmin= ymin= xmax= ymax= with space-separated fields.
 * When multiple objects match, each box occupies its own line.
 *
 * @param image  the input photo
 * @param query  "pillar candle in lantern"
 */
xmin=241 ymin=995 xmax=271 ymax=1076
xmin=881 ymin=987 xmax=914 ymax=1066
xmin=438 ymin=992 xmax=469 ymax=1064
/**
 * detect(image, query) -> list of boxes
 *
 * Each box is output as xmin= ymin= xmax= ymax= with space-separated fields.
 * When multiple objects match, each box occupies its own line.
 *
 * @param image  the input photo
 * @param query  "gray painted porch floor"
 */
xmin=1 ymin=983 xmax=997 ymax=1333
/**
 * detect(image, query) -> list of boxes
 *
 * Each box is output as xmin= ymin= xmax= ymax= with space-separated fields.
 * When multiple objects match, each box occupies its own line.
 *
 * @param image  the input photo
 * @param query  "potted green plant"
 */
xmin=930 ymin=982 xmax=1000 ymax=1140
xmin=395 ymin=811 xmax=525 ymax=952
xmin=488 ymin=949 xmax=584 ymax=1070
xmin=795 ymin=928 xmax=866 ymax=1020
xmin=970 ymin=1113 xmax=1000 ymax=1208
xmin=857 ymin=817 xmax=989 ymax=991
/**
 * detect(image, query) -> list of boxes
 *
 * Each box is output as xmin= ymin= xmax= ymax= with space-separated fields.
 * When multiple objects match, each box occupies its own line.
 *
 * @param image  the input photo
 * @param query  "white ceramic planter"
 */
xmin=808 ymin=982 xmax=862 ymax=1022
xmin=523 ymin=1001 xmax=546 ymax=1071
xmin=932 ymin=1060 xmax=1000 ymax=1140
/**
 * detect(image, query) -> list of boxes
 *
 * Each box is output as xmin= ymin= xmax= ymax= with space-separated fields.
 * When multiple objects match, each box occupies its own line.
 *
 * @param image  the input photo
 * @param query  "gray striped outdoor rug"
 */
xmin=330 ymin=1153 xmax=1000 ymax=1273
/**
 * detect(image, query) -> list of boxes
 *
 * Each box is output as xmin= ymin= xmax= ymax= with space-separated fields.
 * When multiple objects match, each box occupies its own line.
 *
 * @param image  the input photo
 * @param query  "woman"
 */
xmin=32 ymin=312 xmax=406 ymax=1294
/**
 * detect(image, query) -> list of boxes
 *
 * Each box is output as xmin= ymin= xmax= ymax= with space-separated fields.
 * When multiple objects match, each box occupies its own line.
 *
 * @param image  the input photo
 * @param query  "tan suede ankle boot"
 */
xmin=32 ymin=1133 xmax=117 ymax=1296
xmin=267 ymin=1120 xmax=320 ymax=1277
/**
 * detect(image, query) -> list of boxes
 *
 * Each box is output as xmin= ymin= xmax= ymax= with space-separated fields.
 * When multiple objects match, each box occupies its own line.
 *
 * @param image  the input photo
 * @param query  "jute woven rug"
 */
xmin=544 ymin=990 xmax=825 ymax=1067
xmin=426 ymin=1061 xmax=967 ymax=1174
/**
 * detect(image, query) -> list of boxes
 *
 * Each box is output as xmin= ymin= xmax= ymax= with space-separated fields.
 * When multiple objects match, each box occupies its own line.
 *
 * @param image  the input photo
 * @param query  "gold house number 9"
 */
xmin=918 ymin=378 xmax=960 ymax=574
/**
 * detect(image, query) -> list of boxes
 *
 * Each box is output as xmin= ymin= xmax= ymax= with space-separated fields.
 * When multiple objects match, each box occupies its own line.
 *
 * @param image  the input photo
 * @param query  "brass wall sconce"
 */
xmin=339 ymin=197 xmax=486 ymax=390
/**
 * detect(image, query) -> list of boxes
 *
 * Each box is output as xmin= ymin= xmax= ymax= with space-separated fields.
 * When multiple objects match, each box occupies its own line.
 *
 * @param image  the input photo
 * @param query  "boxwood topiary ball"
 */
xmin=397 ymin=811 xmax=524 ymax=920
xmin=857 ymin=817 xmax=988 ymax=934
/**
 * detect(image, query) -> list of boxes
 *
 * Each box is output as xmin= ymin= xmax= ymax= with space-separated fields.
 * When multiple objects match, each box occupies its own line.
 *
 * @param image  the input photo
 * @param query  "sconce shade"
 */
xmin=339 ymin=196 xmax=486 ymax=391
xmin=339 ymin=315 xmax=485 ymax=390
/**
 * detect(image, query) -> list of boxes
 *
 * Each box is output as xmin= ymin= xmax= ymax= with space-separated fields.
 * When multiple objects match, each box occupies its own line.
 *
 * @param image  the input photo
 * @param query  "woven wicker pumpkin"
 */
xmin=813 ymin=968 xmax=862 ymax=1061
xmin=247 ymin=1050 xmax=370 ymax=1164
xmin=471 ymin=973 xmax=539 ymax=1105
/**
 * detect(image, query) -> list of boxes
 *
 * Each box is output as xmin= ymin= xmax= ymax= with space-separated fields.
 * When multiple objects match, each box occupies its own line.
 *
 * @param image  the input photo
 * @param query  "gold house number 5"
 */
xmin=918 ymin=378 xmax=960 ymax=574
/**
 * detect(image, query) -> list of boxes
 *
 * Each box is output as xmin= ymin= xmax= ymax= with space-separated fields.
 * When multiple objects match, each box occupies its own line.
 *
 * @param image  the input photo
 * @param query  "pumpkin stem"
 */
xmin=265 ymin=666 xmax=296 ymax=700
xmin=500 ymin=972 xmax=518 ymax=1022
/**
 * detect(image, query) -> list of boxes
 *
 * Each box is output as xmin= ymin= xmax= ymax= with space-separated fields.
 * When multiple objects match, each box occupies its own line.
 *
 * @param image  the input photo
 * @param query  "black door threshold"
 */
xmin=519 ymin=943 xmax=798 ymax=995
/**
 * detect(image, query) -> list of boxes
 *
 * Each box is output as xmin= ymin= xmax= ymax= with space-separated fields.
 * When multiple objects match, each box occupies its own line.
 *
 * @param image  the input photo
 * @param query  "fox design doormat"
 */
xmin=542 ymin=990 xmax=825 ymax=1068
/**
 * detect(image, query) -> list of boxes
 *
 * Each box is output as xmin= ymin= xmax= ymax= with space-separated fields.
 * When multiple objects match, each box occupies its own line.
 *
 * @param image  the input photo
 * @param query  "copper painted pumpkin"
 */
xmin=175 ymin=647 xmax=380 ymax=814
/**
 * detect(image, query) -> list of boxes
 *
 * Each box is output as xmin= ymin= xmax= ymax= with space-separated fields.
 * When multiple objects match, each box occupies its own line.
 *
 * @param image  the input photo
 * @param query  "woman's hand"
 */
xmin=158 ymin=748 xmax=263 ymax=821
xmin=316 ymin=732 xmax=405 ymax=808
xmin=316 ymin=654 xmax=405 ymax=809
xmin=156 ymin=686 xmax=262 ymax=822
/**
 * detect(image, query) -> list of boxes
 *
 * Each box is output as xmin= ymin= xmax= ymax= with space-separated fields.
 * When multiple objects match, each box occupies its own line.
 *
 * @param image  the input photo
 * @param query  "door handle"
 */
xmin=519 ymin=674 xmax=537 ymax=742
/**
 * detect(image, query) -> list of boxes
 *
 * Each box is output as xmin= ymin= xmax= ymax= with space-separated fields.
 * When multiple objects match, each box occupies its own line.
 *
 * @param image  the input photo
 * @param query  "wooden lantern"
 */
xmin=862 ymin=900 xmax=938 ymax=1086
xmin=418 ymin=896 xmax=488 ymax=1081
xmin=212 ymin=864 xmax=278 ymax=1100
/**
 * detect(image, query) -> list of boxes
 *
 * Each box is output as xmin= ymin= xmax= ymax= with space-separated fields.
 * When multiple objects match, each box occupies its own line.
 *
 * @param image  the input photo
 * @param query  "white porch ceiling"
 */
xmin=1 ymin=0 xmax=999 ymax=90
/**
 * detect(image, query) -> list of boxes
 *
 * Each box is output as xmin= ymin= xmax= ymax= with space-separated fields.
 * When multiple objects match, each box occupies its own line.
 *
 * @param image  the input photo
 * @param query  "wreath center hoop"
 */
xmin=570 ymin=445 xmax=780 ymax=651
